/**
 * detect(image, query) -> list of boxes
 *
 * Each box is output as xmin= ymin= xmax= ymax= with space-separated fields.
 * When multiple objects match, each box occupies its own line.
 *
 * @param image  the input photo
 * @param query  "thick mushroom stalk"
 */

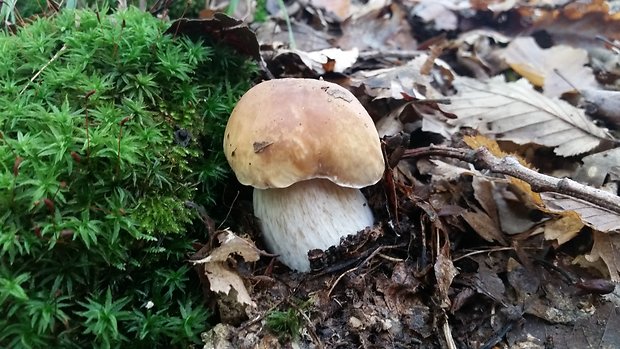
xmin=223 ymin=78 xmax=385 ymax=272
xmin=253 ymin=179 xmax=374 ymax=272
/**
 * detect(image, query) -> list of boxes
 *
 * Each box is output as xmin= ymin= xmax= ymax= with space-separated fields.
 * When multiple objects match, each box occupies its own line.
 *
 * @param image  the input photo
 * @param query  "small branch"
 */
xmin=19 ymin=45 xmax=67 ymax=96
xmin=358 ymin=49 xmax=424 ymax=60
xmin=402 ymin=145 xmax=620 ymax=215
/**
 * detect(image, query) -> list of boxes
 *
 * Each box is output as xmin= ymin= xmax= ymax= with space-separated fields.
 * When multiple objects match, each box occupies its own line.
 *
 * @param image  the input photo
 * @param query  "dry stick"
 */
xmin=327 ymin=244 xmax=405 ymax=298
xmin=358 ymin=49 xmax=424 ymax=60
xmin=286 ymin=300 xmax=324 ymax=349
xmin=402 ymin=145 xmax=620 ymax=215
xmin=19 ymin=45 xmax=67 ymax=96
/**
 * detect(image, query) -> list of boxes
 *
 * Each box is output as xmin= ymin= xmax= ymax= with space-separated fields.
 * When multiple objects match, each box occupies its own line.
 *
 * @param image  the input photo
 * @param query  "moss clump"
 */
xmin=0 ymin=7 xmax=256 ymax=348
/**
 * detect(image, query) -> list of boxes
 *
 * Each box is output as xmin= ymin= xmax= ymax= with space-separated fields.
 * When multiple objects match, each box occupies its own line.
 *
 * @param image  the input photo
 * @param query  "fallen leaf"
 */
xmin=585 ymin=231 xmax=620 ymax=281
xmin=573 ymin=148 xmax=620 ymax=187
xmin=411 ymin=1 xmax=459 ymax=31
xmin=470 ymin=0 xmax=517 ymax=13
xmin=461 ymin=208 xmax=507 ymax=243
xmin=338 ymin=4 xmax=416 ymax=51
xmin=310 ymin=0 xmax=351 ymax=20
xmin=541 ymin=192 xmax=620 ymax=233
xmin=462 ymin=135 xmax=544 ymax=207
xmin=351 ymin=54 xmax=449 ymax=100
xmin=500 ymin=36 xmax=597 ymax=97
xmin=441 ymin=76 xmax=612 ymax=156
xmin=434 ymin=242 xmax=458 ymax=308
xmin=306 ymin=47 xmax=359 ymax=73
xmin=525 ymin=2 xmax=620 ymax=52
xmin=578 ymin=89 xmax=620 ymax=128
xmin=165 ymin=13 xmax=260 ymax=61
xmin=191 ymin=229 xmax=261 ymax=307
xmin=205 ymin=262 xmax=256 ymax=307
xmin=542 ymin=211 xmax=584 ymax=245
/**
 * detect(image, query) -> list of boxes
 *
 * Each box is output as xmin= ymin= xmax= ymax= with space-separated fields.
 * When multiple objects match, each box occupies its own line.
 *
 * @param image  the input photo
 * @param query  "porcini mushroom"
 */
xmin=223 ymin=78 xmax=385 ymax=271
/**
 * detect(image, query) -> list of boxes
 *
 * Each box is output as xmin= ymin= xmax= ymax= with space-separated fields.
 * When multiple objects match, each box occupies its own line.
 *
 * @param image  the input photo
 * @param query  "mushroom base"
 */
xmin=253 ymin=178 xmax=375 ymax=272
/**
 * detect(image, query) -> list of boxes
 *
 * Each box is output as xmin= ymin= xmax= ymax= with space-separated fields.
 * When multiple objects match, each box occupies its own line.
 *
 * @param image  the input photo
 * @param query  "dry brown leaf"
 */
xmin=434 ymin=242 xmax=459 ymax=308
xmin=338 ymin=4 xmax=416 ymax=51
xmin=191 ymin=229 xmax=261 ymax=307
xmin=541 ymin=192 xmax=620 ymax=233
xmin=542 ymin=211 xmax=584 ymax=245
xmin=525 ymin=2 xmax=620 ymax=51
xmin=442 ymin=77 xmax=612 ymax=156
xmin=500 ymin=37 xmax=596 ymax=97
xmin=461 ymin=208 xmax=506 ymax=243
xmin=585 ymin=231 xmax=620 ymax=282
xmin=472 ymin=175 xmax=500 ymax=225
xmin=204 ymin=263 xmax=256 ymax=307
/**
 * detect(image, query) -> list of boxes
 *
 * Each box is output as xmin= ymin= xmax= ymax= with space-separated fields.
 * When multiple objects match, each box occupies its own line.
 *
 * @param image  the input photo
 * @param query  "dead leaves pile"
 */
xmin=181 ymin=0 xmax=620 ymax=348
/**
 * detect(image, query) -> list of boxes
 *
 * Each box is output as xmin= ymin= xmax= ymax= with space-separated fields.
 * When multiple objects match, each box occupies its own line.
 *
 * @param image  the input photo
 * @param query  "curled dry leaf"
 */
xmin=585 ymin=231 xmax=620 ymax=282
xmin=441 ymin=77 xmax=612 ymax=156
xmin=499 ymin=36 xmax=597 ymax=97
xmin=191 ymin=229 xmax=261 ymax=307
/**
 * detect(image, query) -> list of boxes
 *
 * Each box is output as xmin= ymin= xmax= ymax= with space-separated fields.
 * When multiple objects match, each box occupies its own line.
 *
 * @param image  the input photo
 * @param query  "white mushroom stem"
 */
xmin=253 ymin=178 xmax=375 ymax=272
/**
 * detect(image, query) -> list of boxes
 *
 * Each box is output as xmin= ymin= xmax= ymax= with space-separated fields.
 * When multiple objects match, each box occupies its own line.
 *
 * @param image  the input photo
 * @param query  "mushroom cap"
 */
xmin=223 ymin=78 xmax=385 ymax=189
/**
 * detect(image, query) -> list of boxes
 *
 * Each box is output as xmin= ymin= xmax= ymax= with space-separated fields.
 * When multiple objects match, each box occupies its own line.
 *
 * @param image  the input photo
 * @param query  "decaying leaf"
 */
xmin=442 ymin=77 xmax=612 ymax=156
xmin=578 ymin=89 xmax=620 ymax=127
xmin=500 ymin=36 xmax=596 ymax=97
xmin=192 ymin=229 xmax=261 ymax=307
xmin=461 ymin=208 xmax=506 ymax=243
xmin=541 ymin=192 xmax=620 ymax=233
xmin=411 ymin=1 xmax=461 ymax=31
xmin=338 ymin=4 xmax=416 ymax=51
xmin=351 ymin=55 xmax=444 ymax=100
xmin=306 ymin=47 xmax=359 ymax=73
xmin=434 ymin=242 xmax=458 ymax=308
xmin=542 ymin=211 xmax=584 ymax=245
xmin=309 ymin=0 xmax=351 ymax=20
xmin=574 ymin=148 xmax=620 ymax=187
xmin=585 ymin=231 xmax=620 ymax=282
xmin=524 ymin=2 xmax=620 ymax=52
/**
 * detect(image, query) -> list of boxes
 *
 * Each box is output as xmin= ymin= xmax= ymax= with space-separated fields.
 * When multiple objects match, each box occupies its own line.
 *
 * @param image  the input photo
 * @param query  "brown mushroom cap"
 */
xmin=223 ymin=78 xmax=385 ymax=189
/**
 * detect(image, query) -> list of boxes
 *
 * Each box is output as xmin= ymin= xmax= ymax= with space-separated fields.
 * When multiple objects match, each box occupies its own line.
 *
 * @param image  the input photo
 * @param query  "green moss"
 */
xmin=0 ymin=7 xmax=256 ymax=348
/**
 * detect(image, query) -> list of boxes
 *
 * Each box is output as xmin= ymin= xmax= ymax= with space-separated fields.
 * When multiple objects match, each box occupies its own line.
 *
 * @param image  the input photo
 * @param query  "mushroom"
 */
xmin=223 ymin=78 xmax=385 ymax=271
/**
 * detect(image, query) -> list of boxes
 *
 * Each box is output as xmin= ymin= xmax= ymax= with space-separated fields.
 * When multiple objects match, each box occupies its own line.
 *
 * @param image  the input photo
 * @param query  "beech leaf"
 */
xmin=441 ymin=77 xmax=612 ymax=156
xmin=541 ymin=192 xmax=620 ymax=233
xmin=500 ymin=36 xmax=596 ymax=97
xmin=585 ymin=231 xmax=620 ymax=282
xmin=191 ymin=229 xmax=261 ymax=307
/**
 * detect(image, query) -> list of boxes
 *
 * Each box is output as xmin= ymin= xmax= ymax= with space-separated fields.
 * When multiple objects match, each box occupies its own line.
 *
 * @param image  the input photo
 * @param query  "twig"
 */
xmin=327 ymin=244 xmax=404 ymax=297
xmin=442 ymin=315 xmax=457 ymax=349
xmin=402 ymin=145 xmax=620 ymax=214
xmin=452 ymin=247 xmax=516 ymax=262
xmin=377 ymin=253 xmax=404 ymax=263
xmin=287 ymin=300 xmax=324 ymax=349
xmin=19 ymin=45 xmax=67 ymax=96
xmin=358 ymin=49 xmax=424 ymax=60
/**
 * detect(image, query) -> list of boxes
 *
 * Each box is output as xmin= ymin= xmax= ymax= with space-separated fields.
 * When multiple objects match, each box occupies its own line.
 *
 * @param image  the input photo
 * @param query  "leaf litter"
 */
xmin=189 ymin=0 xmax=620 ymax=348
